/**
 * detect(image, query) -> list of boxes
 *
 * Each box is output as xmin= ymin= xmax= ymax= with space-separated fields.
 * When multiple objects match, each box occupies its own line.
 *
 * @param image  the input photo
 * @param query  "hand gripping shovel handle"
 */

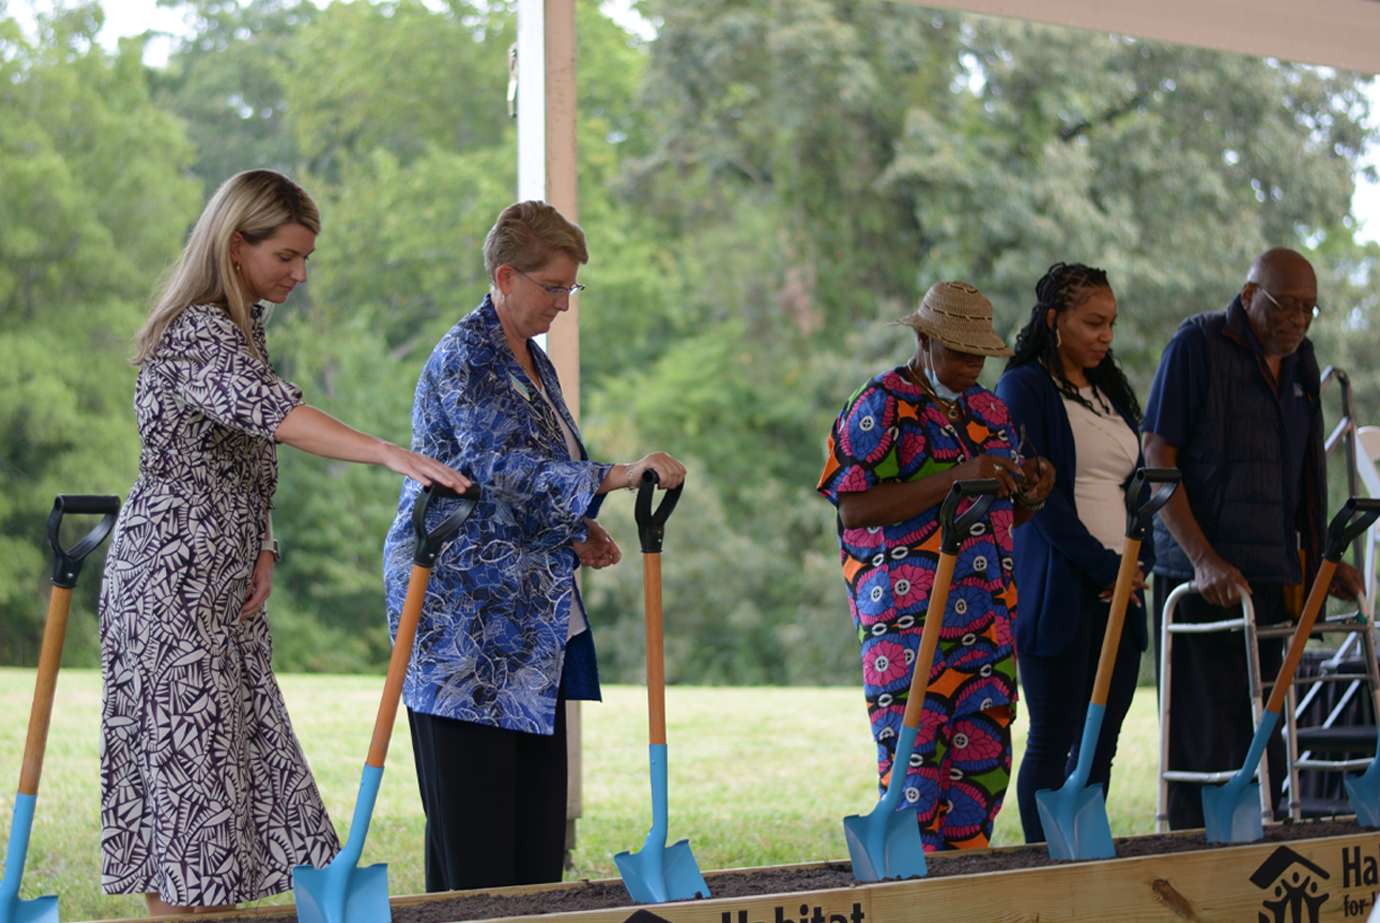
xmin=635 ymin=470 xmax=682 ymax=555
xmin=901 ymin=480 xmax=1000 ymax=731
xmin=369 ymin=483 xmax=481 ymax=769
xmin=635 ymin=471 xmax=682 ymax=745
xmin=1088 ymin=469 xmax=1180 ymax=709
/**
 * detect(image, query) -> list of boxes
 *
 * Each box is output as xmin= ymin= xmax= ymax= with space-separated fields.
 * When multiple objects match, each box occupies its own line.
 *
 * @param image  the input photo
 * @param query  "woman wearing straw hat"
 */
xmin=818 ymin=281 xmax=1054 ymax=851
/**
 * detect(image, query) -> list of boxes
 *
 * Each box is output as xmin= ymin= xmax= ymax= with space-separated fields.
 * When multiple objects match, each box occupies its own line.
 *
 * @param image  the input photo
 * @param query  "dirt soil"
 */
xmin=218 ymin=820 xmax=1369 ymax=923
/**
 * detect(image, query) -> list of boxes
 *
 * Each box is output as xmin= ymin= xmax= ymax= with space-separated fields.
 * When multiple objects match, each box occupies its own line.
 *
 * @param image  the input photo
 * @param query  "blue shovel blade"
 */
xmin=1034 ymin=702 xmax=1115 ymax=861
xmin=1344 ymin=761 xmax=1380 ymax=828
xmin=293 ymin=861 xmax=390 ymax=923
xmin=842 ymin=808 xmax=927 ymax=882
xmin=294 ymin=764 xmax=391 ymax=923
xmin=1203 ymin=708 xmax=1275 ymax=844
xmin=1202 ymin=782 xmax=1264 ymax=844
xmin=843 ymin=722 xmax=927 ymax=882
xmin=0 ymin=793 xmax=57 ymax=923
xmin=0 ymin=895 xmax=56 ymax=923
xmin=615 ymin=745 xmax=709 ymax=904
xmin=614 ymin=838 xmax=709 ymax=904
xmin=1035 ymin=783 xmax=1114 ymax=861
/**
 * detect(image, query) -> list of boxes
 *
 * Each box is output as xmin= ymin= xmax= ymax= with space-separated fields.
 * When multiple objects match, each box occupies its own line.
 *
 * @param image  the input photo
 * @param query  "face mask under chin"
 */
xmin=925 ymin=362 xmax=964 ymax=402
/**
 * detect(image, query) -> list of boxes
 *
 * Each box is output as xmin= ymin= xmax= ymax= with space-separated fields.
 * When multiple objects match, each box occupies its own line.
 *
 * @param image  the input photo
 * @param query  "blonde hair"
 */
xmin=133 ymin=170 xmax=321 ymax=365
xmin=483 ymin=201 xmax=588 ymax=280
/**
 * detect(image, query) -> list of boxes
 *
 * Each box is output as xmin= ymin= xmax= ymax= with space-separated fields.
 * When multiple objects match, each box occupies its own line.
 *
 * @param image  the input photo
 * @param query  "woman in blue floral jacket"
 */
xmin=382 ymin=201 xmax=685 ymax=892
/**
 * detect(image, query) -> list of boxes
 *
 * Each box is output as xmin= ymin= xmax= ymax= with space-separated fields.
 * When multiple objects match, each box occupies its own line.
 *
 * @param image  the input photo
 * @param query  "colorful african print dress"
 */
xmin=99 ymin=304 xmax=340 ymax=906
xmin=818 ymin=366 xmax=1020 ymax=851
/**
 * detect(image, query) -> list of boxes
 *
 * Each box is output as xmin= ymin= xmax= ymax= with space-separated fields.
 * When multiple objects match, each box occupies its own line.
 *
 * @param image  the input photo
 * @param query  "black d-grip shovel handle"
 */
xmin=1123 ymin=468 xmax=1181 ymax=542
xmin=635 ymin=470 xmax=682 ymax=554
xmin=47 ymin=494 xmax=121 ymax=588
xmin=411 ymin=483 xmax=482 ymax=567
xmin=938 ymin=479 xmax=1000 ymax=555
xmin=1323 ymin=497 xmax=1380 ymax=562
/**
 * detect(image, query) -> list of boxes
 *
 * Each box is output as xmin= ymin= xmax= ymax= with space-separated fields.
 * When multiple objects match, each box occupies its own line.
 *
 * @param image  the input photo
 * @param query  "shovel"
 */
xmin=1343 ymin=587 xmax=1380 ymax=826
xmin=1202 ymin=496 xmax=1380 ymax=843
xmin=844 ymin=478 xmax=1001 ymax=882
xmin=1035 ymin=468 xmax=1180 ymax=860
xmin=0 ymin=494 xmax=119 ymax=923
xmin=294 ymin=483 xmax=480 ymax=923
xmin=1344 ymin=657 xmax=1380 ymax=827
xmin=615 ymin=470 xmax=708 ymax=904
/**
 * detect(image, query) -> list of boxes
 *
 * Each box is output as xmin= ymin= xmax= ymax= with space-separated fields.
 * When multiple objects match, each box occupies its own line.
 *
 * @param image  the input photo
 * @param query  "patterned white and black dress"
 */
xmin=98 ymin=303 xmax=340 ymax=906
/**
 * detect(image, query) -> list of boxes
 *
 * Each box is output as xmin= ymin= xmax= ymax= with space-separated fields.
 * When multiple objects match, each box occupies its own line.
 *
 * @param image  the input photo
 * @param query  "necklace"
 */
xmin=905 ymin=362 xmax=962 ymax=421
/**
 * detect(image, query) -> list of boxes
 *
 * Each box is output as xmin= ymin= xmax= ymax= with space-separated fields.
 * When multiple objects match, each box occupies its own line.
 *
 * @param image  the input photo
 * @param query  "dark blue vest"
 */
xmin=1151 ymin=301 xmax=1324 ymax=583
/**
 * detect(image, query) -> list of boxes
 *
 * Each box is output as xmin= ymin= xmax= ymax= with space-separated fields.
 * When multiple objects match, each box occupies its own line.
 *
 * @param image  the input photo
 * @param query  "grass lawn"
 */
xmin=0 ymin=669 xmax=1162 ymax=921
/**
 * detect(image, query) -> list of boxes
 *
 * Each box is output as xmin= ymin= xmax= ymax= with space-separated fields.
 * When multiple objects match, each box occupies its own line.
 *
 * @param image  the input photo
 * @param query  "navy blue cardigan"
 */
xmin=995 ymin=362 xmax=1154 ymax=658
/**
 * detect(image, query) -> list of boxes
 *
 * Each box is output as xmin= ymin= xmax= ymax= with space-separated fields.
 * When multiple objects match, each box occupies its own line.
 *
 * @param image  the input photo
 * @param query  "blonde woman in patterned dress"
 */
xmin=98 ymin=170 xmax=470 ymax=915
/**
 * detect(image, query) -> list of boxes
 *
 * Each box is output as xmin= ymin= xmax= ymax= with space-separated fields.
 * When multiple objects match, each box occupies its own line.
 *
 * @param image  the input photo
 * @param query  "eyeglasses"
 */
xmin=1256 ymin=286 xmax=1319 ymax=320
xmin=514 ymin=267 xmax=586 ymax=300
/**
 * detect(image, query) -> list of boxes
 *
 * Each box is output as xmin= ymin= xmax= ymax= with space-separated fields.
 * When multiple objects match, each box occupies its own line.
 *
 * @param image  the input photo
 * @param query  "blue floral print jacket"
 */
xmin=383 ymin=296 xmax=611 ymax=735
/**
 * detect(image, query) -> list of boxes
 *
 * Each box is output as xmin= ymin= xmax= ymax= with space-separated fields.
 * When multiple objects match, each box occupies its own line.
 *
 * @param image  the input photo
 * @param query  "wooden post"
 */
xmin=544 ymin=0 xmax=579 ymax=409
xmin=514 ymin=0 xmax=582 ymax=858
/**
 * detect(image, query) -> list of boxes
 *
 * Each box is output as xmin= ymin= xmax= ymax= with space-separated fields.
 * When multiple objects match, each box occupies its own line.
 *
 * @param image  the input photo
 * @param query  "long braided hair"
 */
xmin=1006 ymin=262 xmax=1142 ymax=424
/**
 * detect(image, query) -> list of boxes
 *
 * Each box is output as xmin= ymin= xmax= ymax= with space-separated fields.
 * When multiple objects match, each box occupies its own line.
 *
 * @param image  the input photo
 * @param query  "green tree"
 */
xmin=149 ymin=0 xmax=317 ymax=193
xmin=575 ymin=1 xmax=1378 ymax=685
xmin=885 ymin=20 xmax=1371 ymax=385
xmin=286 ymin=0 xmax=515 ymax=182
xmin=0 ymin=3 xmax=200 ymax=665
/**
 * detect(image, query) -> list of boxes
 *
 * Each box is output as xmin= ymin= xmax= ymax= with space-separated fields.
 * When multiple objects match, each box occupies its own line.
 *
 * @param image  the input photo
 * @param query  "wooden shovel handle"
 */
xmin=369 ymin=562 xmax=430 ymax=768
xmin=1089 ymin=537 xmax=1141 ymax=709
xmin=644 ymin=552 xmax=667 ymax=746
xmin=901 ymin=552 xmax=956 ymax=731
xmin=1265 ymin=558 xmax=1338 ymax=715
xmin=19 ymin=587 xmax=73 ymax=796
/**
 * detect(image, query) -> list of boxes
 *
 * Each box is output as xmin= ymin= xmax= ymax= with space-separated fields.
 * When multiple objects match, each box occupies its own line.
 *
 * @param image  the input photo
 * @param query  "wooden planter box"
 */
xmin=395 ymin=830 xmax=1380 ymax=923
xmin=99 ymin=828 xmax=1380 ymax=923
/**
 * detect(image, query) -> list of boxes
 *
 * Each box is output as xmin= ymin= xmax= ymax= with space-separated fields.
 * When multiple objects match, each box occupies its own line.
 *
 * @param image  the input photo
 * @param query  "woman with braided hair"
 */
xmin=995 ymin=262 xmax=1155 ymax=845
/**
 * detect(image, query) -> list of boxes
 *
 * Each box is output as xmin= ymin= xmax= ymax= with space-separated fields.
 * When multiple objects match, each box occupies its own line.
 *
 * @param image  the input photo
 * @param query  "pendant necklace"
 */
xmin=905 ymin=362 xmax=962 ymax=421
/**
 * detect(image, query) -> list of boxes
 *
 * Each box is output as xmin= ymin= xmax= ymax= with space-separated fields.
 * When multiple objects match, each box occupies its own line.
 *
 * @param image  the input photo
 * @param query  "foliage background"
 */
xmin=2 ymin=0 xmax=1379 ymax=684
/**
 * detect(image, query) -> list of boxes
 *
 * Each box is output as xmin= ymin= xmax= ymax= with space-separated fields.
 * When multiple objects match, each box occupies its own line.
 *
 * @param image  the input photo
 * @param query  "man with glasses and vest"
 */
xmin=1142 ymin=247 xmax=1365 ymax=830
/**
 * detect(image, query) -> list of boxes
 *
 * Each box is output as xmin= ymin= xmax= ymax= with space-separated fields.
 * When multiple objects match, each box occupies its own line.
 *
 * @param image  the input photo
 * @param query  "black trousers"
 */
xmin=1016 ymin=578 xmax=1144 ymax=843
xmin=1152 ymin=580 xmax=1288 ymax=830
xmin=407 ymin=696 xmax=568 ymax=892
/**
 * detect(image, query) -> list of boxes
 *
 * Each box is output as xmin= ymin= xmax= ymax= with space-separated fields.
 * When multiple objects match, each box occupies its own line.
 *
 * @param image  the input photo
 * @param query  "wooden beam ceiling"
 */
xmin=903 ymin=0 xmax=1380 ymax=74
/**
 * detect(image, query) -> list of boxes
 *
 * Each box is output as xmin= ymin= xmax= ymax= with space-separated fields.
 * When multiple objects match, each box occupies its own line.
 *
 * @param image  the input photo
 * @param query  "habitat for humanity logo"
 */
xmin=1251 ymin=846 xmax=1330 ymax=923
xmin=622 ymin=903 xmax=867 ymax=923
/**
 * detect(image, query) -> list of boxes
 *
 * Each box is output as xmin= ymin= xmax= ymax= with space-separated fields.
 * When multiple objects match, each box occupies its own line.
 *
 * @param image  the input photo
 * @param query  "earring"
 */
xmin=234 ymin=262 xmax=241 ymax=273
xmin=1055 ymin=327 xmax=1062 ymax=349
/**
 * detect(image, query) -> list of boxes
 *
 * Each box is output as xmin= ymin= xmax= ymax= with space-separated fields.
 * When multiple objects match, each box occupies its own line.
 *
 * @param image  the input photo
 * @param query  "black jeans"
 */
xmin=1152 ymin=580 xmax=1288 ymax=830
xmin=408 ymin=694 xmax=568 ymax=892
xmin=1016 ymin=578 xmax=1143 ymax=843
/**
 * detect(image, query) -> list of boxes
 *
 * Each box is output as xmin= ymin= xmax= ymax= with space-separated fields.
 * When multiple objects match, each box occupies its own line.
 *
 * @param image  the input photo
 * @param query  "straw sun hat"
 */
xmin=890 ymin=281 xmax=1013 ymax=358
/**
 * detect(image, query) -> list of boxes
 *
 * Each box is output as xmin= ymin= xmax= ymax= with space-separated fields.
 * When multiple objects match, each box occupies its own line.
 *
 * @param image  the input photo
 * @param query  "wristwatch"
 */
xmin=264 ymin=539 xmax=282 ymax=562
